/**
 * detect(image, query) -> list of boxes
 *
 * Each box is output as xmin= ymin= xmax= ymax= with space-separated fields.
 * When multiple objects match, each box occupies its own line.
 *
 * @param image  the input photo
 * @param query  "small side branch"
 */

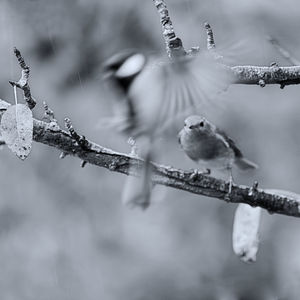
xmin=204 ymin=22 xmax=223 ymax=60
xmin=0 ymin=99 xmax=299 ymax=218
xmin=9 ymin=48 xmax=36 ymax=109
xmin=64 ymin=118 xmax=91 ymax=150
xmin=204 ymin=22 xmax=216 ymax=50
xmin=152 ymin=0 xmax=186 ymax=58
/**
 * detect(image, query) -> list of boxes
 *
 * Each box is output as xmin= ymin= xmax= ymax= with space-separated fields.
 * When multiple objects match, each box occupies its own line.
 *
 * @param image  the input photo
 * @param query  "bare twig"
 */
xmin=152 ymin=0 xmax=300 ymax=88
xmin=2 ymin=5 xmax=300 ymax=218
xmin=9 ymin=48 xmax=36 ymax=109
xmin=43 ymin=101 xmax=56 ymax=123
xmin=204 ymin=22 xmax=216 ymax=50
xmin=204 ymin=22 xmax=223 ymax=60
xmin=267 ymin=36 xmax=300 ymax=66
xmin=1 ymin=99 xmax=300 ymax=218
xmin=202 ymin=24 xmax=300 ymax=87
xmin=152 ymin=0 xmax=186 ymax=57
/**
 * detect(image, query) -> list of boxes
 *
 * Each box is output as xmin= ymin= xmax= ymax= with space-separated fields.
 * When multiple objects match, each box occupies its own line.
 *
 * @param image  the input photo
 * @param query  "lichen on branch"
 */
xmin=152 ymin=0 xmax=186 ymax=57
xmin=1 ymin=100 xmax=300 ymax=218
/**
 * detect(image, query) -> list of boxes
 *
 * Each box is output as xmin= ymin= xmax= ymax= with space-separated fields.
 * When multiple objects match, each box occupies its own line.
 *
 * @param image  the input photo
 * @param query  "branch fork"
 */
xmin=9 ymin=48 xmax=36 ymax=109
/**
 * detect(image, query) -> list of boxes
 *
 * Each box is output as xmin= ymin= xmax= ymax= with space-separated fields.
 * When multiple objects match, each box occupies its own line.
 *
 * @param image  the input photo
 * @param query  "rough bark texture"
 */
xmin=153 ymin=0 xmax=186 ymax=57
xmin=1 ymin=100 xmax=300 ymax=218
xmin=230 ymin=65 xmax=300 ymax=87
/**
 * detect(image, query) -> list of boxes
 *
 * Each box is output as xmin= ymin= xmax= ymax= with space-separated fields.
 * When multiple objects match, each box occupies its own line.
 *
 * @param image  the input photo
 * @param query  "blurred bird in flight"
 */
xmin=102 ymin=48 xmax=230 ymax=208
xmin=178 ymin=115 xmax=258 ymax=192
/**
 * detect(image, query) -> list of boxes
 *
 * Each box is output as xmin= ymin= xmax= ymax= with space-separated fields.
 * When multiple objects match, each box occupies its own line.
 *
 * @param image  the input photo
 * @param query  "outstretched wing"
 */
xmin=129 ymin=51 xmax=231 ymax=136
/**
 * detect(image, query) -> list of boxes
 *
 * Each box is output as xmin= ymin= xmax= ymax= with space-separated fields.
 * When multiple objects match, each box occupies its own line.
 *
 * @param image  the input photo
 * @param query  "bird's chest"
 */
xmin=180 ymin=131 xmax=234 ymax=168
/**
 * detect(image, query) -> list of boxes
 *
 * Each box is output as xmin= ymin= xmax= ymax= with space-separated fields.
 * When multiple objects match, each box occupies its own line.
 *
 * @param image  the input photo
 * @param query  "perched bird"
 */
xmin=178 ymin=115 xmax=257 ymax=191
xmin=102 ymin=50 xmax=230 ymax=208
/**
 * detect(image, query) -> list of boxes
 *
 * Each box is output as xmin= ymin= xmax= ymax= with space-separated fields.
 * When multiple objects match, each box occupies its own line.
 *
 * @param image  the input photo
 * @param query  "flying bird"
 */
xmin=102 ymin=50 xmax=230 ymax=208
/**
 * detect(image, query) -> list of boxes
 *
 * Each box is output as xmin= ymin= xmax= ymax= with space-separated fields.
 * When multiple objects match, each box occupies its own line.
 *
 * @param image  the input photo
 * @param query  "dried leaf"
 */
xmin=0 ymin=104 xmax=33 ymax=160
xmin=232 ymin=203 xmax=262 ymax=263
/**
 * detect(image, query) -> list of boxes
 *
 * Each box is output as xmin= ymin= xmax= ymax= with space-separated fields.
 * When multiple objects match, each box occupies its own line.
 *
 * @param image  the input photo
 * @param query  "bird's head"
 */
xmin=184 ymin=115 xmax=214 ymax=134
xmin=102 ymin=49 xmax=146 ymax=81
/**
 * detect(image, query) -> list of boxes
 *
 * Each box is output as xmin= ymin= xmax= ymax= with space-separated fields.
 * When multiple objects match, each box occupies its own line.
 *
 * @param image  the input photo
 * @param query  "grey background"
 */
xmin=0 ymin=0 xmax=300 ymax=299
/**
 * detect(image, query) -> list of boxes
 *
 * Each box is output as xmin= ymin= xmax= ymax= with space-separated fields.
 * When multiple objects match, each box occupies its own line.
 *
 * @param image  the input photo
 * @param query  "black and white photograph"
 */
xmin=0 ymin=0 xmax=300 ymax=299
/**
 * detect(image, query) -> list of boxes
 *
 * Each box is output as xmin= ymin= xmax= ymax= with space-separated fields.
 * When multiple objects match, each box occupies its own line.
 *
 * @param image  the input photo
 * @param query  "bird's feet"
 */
xmin=189 ymin=168 xmax=211 ymax=181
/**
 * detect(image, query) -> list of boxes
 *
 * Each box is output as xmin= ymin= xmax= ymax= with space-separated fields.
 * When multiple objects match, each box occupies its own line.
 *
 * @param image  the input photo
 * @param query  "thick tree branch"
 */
xmin=204 ymin=22 xmax=216 ymax=50
xmin=152 ymin=0 xmax=300 ymax=88
xmin=1 ymin=100 xmax=300 ymax=218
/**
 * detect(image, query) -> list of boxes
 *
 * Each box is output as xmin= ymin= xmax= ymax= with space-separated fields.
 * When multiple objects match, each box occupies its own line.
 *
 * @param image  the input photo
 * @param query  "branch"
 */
xmin=229 ymin=65 xmax=300 ymax=88
xmin=267 ymin=35 xmax=300 ymax=66
xmin=202 ymin=23 xmax=300 ymax=88
xmin=9 ymin=48 xmax=36 ymax=109
xmin=1 ymin=100 xmax=299 ymax=218
xmin=152 ymin=0 xmax=186 ymax=58
xmin=152 ymin=0 xmax=300 ymax=88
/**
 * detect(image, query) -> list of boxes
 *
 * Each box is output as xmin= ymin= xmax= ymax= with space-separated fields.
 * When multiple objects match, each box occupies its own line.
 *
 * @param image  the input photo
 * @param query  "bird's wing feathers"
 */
xmin=129 ymin=52 xmax=231 ymax=136
xmin=215 ymin=128 xmax=243 ymax=158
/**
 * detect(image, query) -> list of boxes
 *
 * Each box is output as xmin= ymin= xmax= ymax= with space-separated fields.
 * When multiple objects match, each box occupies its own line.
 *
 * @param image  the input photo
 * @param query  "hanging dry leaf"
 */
xmin=0 ymin=104 xmax=33 ymax=160
xmin=232 ymin=203 xmax=262 ymax=263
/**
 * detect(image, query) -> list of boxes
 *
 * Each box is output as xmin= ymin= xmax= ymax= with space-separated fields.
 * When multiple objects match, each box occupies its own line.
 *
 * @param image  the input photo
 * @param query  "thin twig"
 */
xmin=152 ymin=1 xmax=300 ymax=88
xmin=204 ymin=22 xmax=216 ymax=50
xmin=0 ymin=99 xmax=299 ymax=218
xmin=152 ymin=0 xmax=186 ymax=58
xmin=267 ymin=36 xmax=300 ymax=66
xmin=43 ymin=101 xmax=56 ymax=123
xmin=64 ymin=117 xmax=91 ymax=150
xmin=9 ymin=48 xmax=36 ymax=109
xmin=204 ymin=22 xmax=223 ymax=60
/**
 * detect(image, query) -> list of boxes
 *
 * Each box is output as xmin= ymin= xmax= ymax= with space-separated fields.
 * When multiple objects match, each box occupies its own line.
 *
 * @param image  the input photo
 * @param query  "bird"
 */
xmin=178 ymin=115 xmax=258 ymax=192
xmin=102 ymin=49 xmax=230 ymax=208
xmin=102 ymin=49 xmax=229 ymax=138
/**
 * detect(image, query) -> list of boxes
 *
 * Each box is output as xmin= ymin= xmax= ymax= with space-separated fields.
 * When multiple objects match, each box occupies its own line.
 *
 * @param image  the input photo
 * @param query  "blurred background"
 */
xmin=0 ymin=0 xmax=300 ymax=299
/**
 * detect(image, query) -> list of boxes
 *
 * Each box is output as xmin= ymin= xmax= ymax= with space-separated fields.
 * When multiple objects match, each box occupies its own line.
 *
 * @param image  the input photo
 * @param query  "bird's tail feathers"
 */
xmin=122 ymin=142 xmax=154 ymax=210
xmin=235 ymin=157 xmax=258 ymax=170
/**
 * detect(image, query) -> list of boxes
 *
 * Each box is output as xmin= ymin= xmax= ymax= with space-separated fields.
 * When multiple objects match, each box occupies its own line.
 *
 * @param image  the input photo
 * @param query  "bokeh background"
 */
xmin=1 ymin=0 xmax=300 ymax=299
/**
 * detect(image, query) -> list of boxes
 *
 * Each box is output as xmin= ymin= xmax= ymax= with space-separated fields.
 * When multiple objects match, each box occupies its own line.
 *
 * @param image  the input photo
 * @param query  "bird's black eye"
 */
xmin=199 ymin=121 xmax=204 ymax=127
